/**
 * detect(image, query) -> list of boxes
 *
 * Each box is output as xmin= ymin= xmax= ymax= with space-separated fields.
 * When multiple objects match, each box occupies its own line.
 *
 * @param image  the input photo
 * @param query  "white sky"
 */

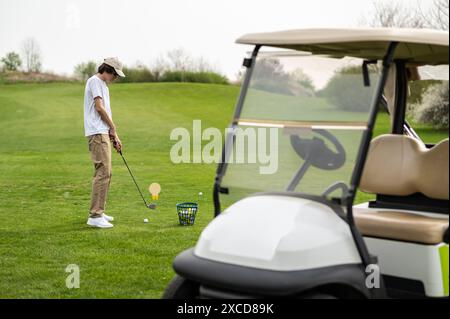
xmin=0 ymin=0 xmax=436 ymax=80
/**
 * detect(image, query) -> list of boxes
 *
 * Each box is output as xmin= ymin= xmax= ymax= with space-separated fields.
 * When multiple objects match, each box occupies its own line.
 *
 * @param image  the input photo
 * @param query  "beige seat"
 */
xmin=354 ymin=209 xmax=448 ymax=244
xmin=360 ymin=135 xmax=449 ymax=200
xmin=355 ymin=135 xmax=449 ymax=244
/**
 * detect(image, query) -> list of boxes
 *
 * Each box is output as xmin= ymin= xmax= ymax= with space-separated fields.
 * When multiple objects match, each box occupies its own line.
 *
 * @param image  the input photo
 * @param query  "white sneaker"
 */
xmin=87 ymin=217 xmax=114 ymax=228
xmin=102 ymin=213 xmax=114 ymax=222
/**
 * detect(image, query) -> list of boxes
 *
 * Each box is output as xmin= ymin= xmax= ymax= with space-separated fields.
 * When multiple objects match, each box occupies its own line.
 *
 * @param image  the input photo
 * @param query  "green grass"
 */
xmin=0 ymin=82 xmax=447 ymax=298
xmin=0 ymin=82 xmax=238 ymax=298
xmin=242 ymin=88 xmax=371 ymax=122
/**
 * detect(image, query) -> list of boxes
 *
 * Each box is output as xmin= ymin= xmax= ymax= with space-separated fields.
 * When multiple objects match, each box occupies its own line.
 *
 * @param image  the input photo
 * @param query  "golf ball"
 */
xmin=199 ymin=192 xmax=203 ymax=196
xmin=143 ymin=218 xmax=149 ymax=223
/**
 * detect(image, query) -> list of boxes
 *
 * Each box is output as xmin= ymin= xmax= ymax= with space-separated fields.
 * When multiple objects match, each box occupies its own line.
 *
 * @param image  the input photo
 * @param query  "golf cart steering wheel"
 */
xmin=286 ymin=129 xmax=346 ymax=192
xmin=322 ymin=181 xmax=349 ymax=198
xmin=290 ymin=129 xmax=346 ymax=170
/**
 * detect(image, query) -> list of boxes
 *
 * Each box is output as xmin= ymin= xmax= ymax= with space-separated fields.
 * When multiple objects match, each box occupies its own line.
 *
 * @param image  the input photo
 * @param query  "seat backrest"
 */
xmin=360 ymin=134 xmax=449 ymax=200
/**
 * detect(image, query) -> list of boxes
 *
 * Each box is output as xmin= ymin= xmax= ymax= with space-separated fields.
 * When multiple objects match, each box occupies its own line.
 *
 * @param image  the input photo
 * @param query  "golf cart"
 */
xmin=164 ymin=28 xmax=449 ymax=299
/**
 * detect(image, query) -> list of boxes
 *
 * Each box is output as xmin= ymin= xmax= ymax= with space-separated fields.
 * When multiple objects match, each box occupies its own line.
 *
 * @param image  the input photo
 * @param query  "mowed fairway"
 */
xmin=0 ymin=82 xmax=238 ymax=298
xmin=0 ymin=82 xmax=447 ymax=298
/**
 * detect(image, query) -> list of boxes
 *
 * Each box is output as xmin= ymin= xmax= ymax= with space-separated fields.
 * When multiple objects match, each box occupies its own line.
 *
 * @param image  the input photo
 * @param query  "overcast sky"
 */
xmin=0 ymin=0 xmax=436 ymax=80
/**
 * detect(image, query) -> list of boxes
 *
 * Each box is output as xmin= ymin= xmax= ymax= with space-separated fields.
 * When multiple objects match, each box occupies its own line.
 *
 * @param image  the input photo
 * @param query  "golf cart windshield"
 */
xmin=219 ymin=52 xmax=381 ymax=208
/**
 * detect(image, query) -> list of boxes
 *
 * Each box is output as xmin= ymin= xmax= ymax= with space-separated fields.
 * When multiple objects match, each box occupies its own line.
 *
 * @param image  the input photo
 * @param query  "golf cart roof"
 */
xmin=236 ymin=28 xmax=449 ymax=65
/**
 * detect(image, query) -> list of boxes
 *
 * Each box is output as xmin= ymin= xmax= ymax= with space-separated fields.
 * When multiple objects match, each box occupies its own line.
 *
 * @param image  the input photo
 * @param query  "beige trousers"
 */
xmin=88 ymin=134 xmax=112 ymax=218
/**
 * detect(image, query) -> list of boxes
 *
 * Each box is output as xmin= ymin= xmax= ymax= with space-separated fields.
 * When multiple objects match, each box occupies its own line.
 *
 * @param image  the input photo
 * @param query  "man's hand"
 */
xmin=113 ymin=136 xmax=122 ymax=153
xmin=110 ymin=132 xmax=122 ymax=153
xmin=109 ymin=127 xmax=117 ymax=139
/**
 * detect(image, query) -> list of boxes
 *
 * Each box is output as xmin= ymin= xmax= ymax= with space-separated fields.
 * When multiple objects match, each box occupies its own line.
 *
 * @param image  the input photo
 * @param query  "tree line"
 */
xmin=1 ymin=41 xmax=228 ymax=85
xmin=73 ymin=48 xmax=228 ymax=85
xmin=1 ymin=38 xmax=42 ymax=73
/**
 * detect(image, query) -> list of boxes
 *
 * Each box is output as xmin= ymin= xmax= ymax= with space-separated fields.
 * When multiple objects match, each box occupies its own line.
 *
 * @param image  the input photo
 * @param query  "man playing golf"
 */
xmin=84 ymin=57 xmax=125 ymax=228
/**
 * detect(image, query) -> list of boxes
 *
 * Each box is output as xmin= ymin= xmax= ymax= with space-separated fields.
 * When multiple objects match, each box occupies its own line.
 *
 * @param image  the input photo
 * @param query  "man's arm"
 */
xmin=94 ymin=97 xmax=122 ymax=151
xmin=94 ymin=97 xmax=115 ymax=133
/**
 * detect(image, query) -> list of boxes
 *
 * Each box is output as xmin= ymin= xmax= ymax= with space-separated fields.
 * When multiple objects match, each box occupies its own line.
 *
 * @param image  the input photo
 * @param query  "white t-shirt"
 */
xmin=84 ymin=75 xmax=112 ymax=137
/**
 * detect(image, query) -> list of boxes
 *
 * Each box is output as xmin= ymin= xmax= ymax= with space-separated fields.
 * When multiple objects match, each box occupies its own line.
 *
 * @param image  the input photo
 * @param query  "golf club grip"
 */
xmin=112 ymin=140 xmax=122 ymax=155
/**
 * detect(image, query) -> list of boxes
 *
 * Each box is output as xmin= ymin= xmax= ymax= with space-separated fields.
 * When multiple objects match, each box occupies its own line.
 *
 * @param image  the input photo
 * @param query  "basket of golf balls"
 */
xmin=176 ymin=202 xmax=198 ymax=226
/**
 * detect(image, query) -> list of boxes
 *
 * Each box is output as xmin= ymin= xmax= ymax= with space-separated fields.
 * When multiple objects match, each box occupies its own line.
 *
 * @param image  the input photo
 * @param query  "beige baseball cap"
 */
xmin=103 ymin=57 xmax=126 ymax=77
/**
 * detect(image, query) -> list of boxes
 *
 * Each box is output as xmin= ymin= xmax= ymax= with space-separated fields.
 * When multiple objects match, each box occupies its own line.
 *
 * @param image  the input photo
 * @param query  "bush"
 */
xmin=72 ymin=54 xmax=230 ymax=84
xmin=251 ymin=58 xmax=314 ymax=96
xmin=412 ymin=81 xmax=449 ymax=129
xmin=118 ymin=66 xmax=155 ymax=83
xmin=408 ymin=80 xmax=441 ymax=105
xmin=252 ymin=58 xmax=292 ymax=95
xmin=320 ymin=66 xmax=378 ymax=112
xmin=160 ymin=71 xmax=228 ymax=84
xmin=0 ymin=71 xmax=75 ymax=84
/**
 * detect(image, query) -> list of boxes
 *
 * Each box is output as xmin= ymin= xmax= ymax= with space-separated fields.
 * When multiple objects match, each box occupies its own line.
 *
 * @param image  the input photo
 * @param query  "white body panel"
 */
xmin=364 ymin=237 xmax=446 ymax=297
xmin=194 ymin=195 xmax=361 ymax=271
xmin=354 ymin=202 xmax=448 ymax=297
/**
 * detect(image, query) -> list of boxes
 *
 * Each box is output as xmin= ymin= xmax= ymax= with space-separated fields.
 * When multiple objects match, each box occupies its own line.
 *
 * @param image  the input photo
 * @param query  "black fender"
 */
xmin=173 ymin=248 xmax=381 ymax=298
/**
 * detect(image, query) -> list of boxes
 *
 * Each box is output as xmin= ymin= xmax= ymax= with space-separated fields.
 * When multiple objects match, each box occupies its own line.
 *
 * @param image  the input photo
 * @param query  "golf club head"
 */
xmin=147 ymin=203 xmax=157 ymax=210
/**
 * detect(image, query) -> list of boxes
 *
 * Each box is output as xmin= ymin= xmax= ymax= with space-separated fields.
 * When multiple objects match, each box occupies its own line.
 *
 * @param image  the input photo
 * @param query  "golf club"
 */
xmin=116 ymin=146 xmax=156 ymax=210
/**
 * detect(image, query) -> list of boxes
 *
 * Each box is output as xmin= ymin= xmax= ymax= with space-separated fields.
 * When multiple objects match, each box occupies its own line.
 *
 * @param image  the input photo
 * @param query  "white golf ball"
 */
xmin=199 ymin=192 xmax=203 ymax=196
xmin=143 ymin=218 xmax=149 ymax=223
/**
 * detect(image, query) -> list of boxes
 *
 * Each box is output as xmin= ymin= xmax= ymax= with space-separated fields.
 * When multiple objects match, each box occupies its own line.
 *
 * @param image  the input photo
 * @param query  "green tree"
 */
xmin=290 ymin=68 xmax=316 ymax=96
xmin=74 ymin=61 xmax=97 ymax=81
xmin=320 ymin=65 xmax=378 ymax=112
xmin=1 ymin=52 xmax=22 ymax=71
